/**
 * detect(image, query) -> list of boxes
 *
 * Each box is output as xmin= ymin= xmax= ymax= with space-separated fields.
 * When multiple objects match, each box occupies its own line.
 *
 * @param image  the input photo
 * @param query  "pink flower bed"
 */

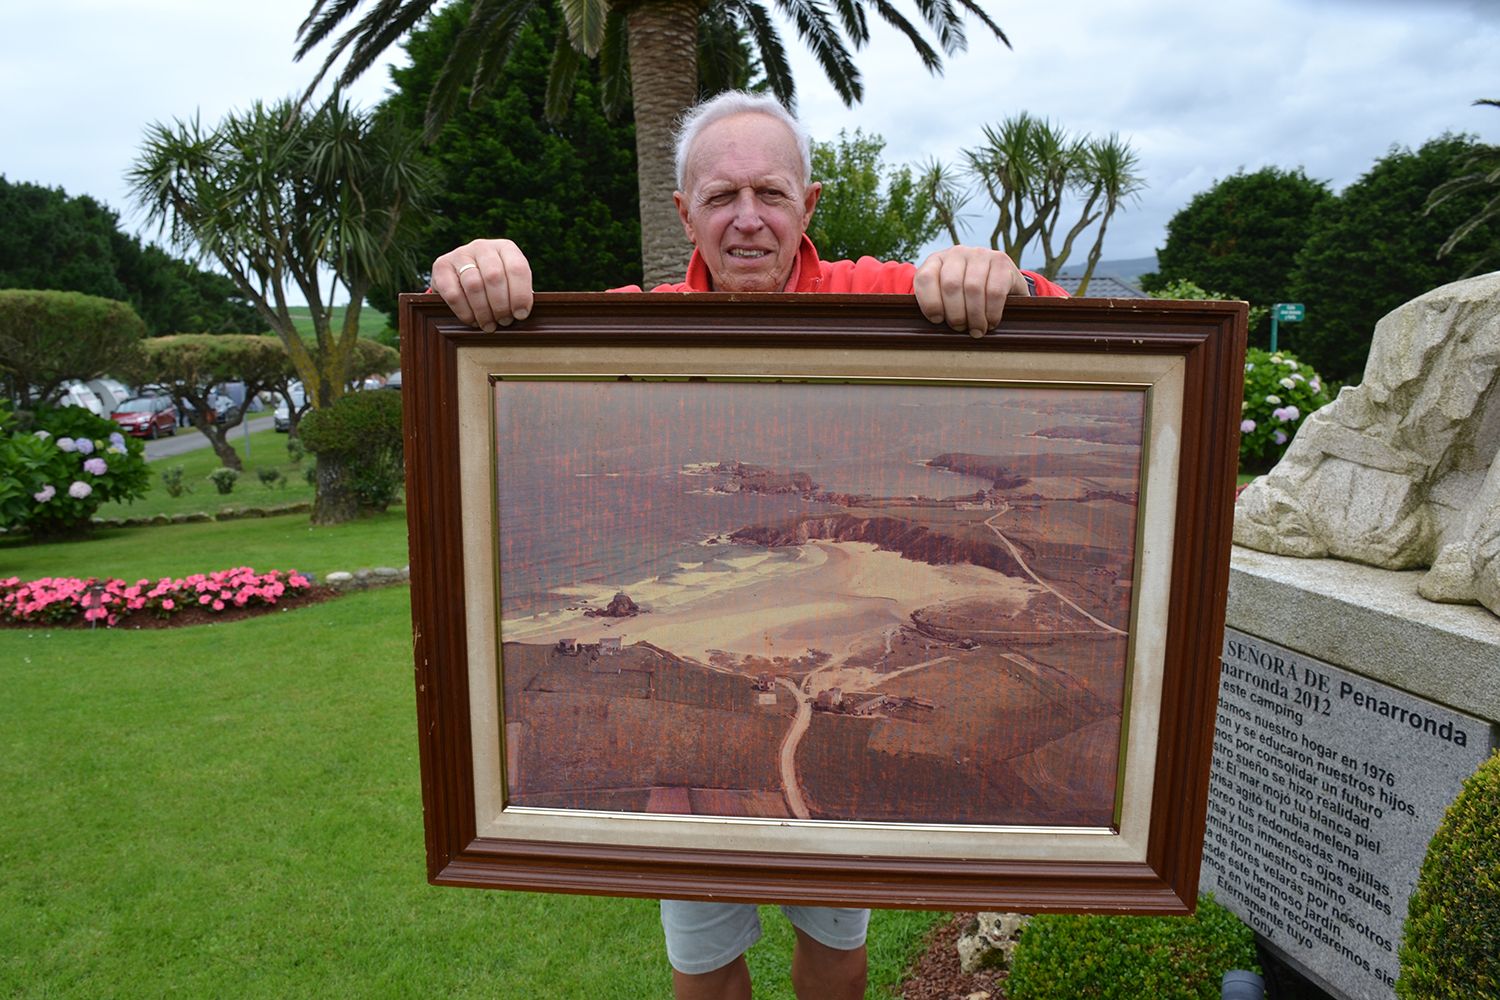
xmin=0 ymin=568 xmax=312 ymax=628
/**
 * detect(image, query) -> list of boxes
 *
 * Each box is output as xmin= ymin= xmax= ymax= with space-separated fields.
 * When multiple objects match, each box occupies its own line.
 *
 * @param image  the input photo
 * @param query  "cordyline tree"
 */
xmin=129 ymin=96 xmax=434 ymax=520
xmin=294 ymin=0 xmax=1013 ymax=287
xmin=0 ymin=289 xmax=146 ymax=408
xmin=928 ymin=113 xmax=1144 ymax=292
xmin=130 ymin=335 xmax=296 ymax=471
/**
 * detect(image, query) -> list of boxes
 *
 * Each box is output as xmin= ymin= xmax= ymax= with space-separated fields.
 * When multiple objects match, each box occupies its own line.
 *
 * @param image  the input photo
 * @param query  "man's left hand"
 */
xmin=913 ymin=247 xmax=1031 ymax=338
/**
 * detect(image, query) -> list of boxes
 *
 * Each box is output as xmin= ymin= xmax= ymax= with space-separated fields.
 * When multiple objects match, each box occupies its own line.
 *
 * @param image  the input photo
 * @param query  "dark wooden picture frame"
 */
xmin=400 ymin=291 xmax=1246 ymax=914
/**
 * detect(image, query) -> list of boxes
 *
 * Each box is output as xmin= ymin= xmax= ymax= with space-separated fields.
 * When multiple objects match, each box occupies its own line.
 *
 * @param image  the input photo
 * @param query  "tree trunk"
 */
xmin=311 ymin=453 xmax=359 ymax=525
xmin=626 ymin=0 xmax=699 ymax=288
xmin=200 ymin=418 xmax=244 ymax=472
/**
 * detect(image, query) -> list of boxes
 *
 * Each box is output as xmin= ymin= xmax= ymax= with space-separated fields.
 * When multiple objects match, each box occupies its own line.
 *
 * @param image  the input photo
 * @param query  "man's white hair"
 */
xmin=673 ymin=91 xmax=812 ymax=191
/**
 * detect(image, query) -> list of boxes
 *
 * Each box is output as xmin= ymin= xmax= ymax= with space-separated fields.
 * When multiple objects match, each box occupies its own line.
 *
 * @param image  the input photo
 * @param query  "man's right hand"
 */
xmin=431 ymin=239 xmax=535 ymax=331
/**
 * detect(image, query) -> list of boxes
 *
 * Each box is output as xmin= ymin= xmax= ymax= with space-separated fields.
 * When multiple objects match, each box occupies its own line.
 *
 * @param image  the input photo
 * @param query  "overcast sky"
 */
xmin=4 ymin=0 xmax=1497 ymax=286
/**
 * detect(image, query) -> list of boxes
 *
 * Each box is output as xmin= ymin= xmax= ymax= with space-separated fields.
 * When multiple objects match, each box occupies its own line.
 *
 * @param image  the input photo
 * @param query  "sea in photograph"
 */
xmin=494 ymin=379 xmax=1124 ymax=630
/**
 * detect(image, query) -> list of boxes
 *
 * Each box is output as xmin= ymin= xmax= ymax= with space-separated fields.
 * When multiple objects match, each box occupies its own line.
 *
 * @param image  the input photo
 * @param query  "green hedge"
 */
xmin=1398 ymin=751 xmax=1500 ymax=999
xmin=1005 ymin=894 xmax=1258 ymax=1000
xmin=299 ymin=390 xmax=404 ymax=512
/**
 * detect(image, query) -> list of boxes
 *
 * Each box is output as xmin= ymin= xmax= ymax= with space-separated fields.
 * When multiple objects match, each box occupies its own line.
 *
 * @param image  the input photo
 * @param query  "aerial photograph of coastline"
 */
xmin=494 ymin=377 xmax=1144 ymax=828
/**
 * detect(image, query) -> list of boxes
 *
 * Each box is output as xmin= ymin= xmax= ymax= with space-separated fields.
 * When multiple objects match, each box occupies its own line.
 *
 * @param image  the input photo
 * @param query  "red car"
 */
xmin=111 ymin=396 xmax=178 ymax=439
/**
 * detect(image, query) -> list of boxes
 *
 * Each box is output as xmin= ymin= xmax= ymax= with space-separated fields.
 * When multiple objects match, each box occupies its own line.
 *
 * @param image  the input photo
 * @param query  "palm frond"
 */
xmin=950 ymin=0 xmax=1009 ymax=47
xmin=293 ymin=0 xmax=371 ymax=57
xmin=829 ymin=0 xmax=869 ymax=47
xmin=867 ymin=0 xmax=941 ymax=73
xmin=421 ymin=0 xmax=537 ymax=140
xmin=558 ymin=0 xmax=610 ymax=57
xmin=728 ymin=1 xmax=797 ymax=107
xmin=545 ymin=28 xmax=585 ymax=121
xmin=910 ymin=0 xmax=964 ymax=57
xmin=772 ymin=0 xmax=862 ymax=105
xmin=599 ymin=8 xmax=632 ymax=119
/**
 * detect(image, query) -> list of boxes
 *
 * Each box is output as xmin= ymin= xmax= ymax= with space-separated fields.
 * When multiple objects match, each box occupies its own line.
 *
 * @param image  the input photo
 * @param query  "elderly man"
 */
xmin=434 ymin=91 xmax=1064 ymax=333
xmin=430 ymin=91 xmax=1065 ymax=1000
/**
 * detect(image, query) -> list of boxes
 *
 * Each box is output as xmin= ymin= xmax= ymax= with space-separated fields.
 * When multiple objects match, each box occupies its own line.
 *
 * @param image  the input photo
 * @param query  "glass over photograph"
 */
xmin=492 ymin=377 xmax=1147 ymax=829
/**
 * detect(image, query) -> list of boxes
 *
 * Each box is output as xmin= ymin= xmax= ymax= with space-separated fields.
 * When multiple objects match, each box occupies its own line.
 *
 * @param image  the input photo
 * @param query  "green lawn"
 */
xmin=287 ymin=304 xmax=391 ymax=341
xmin=102 ymin=426 xmax=316 ymax=520
xmin=0 ymin=521 xmax=941 ymax=997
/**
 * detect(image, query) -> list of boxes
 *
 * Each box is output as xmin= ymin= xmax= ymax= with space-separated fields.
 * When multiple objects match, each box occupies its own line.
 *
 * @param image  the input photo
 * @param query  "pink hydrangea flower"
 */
xmin=1273 ymin=430 xmax=1288 ymax=445
xmin=75 ymin=438 xmax=95 ymax=455
xmin=33 ymin=485 xmax=56 ymax=503
xmin=57 ymin=437 xmax=77 ymax=452
xmin=84 ymin=457 xmax=108 ymax=476
xmin=1240 ymin=419 xmax=1256 ymax=434
xmin=68 ymin=481 xmax=92 ymax=499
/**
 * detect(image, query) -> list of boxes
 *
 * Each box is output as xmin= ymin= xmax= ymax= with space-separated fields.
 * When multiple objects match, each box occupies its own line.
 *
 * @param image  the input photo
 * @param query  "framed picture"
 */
xmin=400 ymin=291 xmax=1246 ymax=914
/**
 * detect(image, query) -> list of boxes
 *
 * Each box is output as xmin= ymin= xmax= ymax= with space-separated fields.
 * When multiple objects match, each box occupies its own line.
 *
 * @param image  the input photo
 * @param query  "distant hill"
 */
xmin=1053 ymin=255 xmax=1158 ymax=284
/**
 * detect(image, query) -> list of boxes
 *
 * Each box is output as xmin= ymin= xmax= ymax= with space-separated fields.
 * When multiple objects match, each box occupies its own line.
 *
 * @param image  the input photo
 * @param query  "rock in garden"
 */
xmin=955 ymin=912 xmax=1028 ymax=974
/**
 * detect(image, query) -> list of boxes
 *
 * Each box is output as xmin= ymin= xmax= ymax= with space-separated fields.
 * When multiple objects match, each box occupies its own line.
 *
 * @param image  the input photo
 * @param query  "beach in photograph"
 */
xmin=495 ymin=379 xmax=1143 ymax=827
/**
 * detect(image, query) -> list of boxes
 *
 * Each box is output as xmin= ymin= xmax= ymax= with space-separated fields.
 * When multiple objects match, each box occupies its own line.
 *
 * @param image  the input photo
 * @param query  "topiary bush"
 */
xmin=298 ymin=389 xmax=403 ymax=522
xmin=0 ymin=404 xmax=150 ymax=540
xmin=1004 ymin=894 xmax=1258 ymax=1000
xmin=207 ymin=468 xmax=239 ymax=495
xmin=1397 ymin=751 xmax=1500 ymax=999
xmin=1239 ymin=348 xmax=1334 ymax=473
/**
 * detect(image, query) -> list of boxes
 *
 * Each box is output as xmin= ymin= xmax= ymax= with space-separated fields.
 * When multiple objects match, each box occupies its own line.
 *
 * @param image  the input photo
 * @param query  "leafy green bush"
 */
xmin=257 ymin=467 xmax=284 ymax=490
xmin=160 ymin=464 xmax=190 ymax=497
xmin=299 ymin=390 xmax=403 ymax=513
xmin=207 ymin=468 xmax=239 ymax=495
xmin=1005 ymin=894 xmax=1258 ymax=1000
xmin=1239 ymin=349 xmax=1334 ymax=472
xmin=0 ymin=404 xmax=150 ymax=539
xmin=1398 ymin=751 xmax=1500 ymax=999
xmin=0 ymin=289 xmax=146 ymax=406
xmin=285 ymin=434 xmax=305 ymax=466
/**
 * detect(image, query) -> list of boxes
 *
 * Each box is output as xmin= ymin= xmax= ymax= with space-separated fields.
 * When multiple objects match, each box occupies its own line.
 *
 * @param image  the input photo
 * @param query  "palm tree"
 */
xmin=294 ymin=0 xmax=1010 ymax=287
xmin=927 ymin=114 xmax=1142 ymax=285
xmin=1428 ymin=98 xmax=1500 ymax=272
xmin=1074 ymin=135 xmax=1145 ymax=296
xmin=130 ymin=97 xmax=435 ymax=523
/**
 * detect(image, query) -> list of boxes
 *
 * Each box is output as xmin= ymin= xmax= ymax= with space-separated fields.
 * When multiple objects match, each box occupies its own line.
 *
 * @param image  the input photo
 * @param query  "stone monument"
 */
xmin=1202 ymin=273 xmax=1500 ymax=1000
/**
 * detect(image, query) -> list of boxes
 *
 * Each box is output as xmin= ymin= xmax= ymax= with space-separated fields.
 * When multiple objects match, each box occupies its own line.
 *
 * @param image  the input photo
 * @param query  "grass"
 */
xmin=287 ymin=304 xmax=391 ymax=341
xmin=0 ymin=509 xmax=409 ymax=581
xmin=0 ymin=523 xmax=943 ymax=997
xmin=102 ymin=426 xmax=317 ymax=520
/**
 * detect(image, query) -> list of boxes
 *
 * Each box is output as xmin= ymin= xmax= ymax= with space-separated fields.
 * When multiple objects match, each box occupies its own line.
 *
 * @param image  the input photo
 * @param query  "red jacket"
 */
xmin=610 ymin=236 xmax=1068 ymax=297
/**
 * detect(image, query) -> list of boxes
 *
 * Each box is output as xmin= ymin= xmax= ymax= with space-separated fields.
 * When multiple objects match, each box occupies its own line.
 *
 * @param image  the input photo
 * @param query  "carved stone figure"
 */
xmin=1233 ymin=272 xmax=1500 ymax=617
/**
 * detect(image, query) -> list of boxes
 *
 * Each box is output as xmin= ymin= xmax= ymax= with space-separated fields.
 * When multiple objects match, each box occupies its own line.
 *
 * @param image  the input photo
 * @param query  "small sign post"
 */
xmin=1271 ymin=302 xmax=1304 ymax=353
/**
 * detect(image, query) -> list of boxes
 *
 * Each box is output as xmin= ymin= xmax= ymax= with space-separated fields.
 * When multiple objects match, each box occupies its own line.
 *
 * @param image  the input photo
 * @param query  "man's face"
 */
xmin=674 ymin=113 xmax=821 ymax=292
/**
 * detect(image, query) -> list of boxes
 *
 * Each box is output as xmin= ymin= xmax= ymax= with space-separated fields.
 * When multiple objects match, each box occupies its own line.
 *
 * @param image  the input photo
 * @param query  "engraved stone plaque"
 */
xmin=1201 ymin=628 xmax=1495 ymax=1000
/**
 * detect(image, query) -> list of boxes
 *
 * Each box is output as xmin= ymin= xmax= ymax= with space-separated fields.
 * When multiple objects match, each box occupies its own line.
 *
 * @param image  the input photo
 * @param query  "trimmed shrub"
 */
xmin=0 ymin=404 xmax=150 ymax=539
xmin=0 ymin=289 xmax=146 ymax=407
xmin=1005 ymin=894 xmax=1258 ymax=1000
xmin=207 ymin=467 xmax=239 ymax=495
xmin=257 ymin=467 xmax=285 ymax=489
xmin=161 ymin=464 xmax=190 ymax=497
xmin=1398 ymin=751 xmax=1500 ymax=999
xmin=1239 ymin=349 xmax=1334 ymax=473
xmin=299 ymin=390 xmax=404 ymax=514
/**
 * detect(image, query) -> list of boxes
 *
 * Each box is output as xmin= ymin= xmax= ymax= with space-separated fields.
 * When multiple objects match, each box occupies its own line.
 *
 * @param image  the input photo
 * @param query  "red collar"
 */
xmin=682 ymin=236 xmax=824 ymax=292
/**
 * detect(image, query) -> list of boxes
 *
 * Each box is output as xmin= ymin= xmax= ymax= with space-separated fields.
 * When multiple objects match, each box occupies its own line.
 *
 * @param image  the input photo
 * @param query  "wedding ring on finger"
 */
xmin=456 ymin=262 xmax=478 ymax=277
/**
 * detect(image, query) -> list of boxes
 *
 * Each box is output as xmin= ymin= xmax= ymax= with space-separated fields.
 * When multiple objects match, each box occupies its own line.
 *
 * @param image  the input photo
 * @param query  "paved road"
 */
xmin=144 ymin=415 xmax=277 ymax=461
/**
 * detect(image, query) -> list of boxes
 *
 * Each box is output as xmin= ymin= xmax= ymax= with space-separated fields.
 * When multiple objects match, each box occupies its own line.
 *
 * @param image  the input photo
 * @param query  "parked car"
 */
xmin=382 ymin=370 xmax=402 ymax=391
xmin=274 ymin=383 xmax=306 ymax=432
xmin=111 ymin=396 xmax=178 ymax=439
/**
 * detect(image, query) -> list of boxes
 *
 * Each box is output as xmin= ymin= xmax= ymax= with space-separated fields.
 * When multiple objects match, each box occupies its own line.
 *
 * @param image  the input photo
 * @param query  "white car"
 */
xmin=56 ymin=381 xmax=105 ymax=415
xmin=274 ymin=383 xmax=306 ymax=432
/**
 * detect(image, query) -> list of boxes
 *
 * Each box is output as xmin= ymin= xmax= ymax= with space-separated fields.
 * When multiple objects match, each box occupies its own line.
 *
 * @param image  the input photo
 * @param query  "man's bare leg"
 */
xmin=672 ymin=955 xmax=751 ymax=1000
xmin=790 ymin=927 xmax=868 ymax=1000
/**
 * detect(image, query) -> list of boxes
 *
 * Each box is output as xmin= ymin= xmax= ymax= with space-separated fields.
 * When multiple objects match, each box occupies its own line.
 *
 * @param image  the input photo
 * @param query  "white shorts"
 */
xmin=659 ymin=900 xmax=870 ymax=975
